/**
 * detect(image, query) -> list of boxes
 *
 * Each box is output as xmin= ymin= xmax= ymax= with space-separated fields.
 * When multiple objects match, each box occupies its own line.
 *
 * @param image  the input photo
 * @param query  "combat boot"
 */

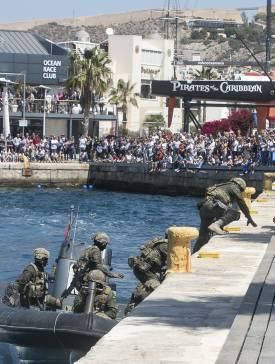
xmin=208 ymin=219 xmax=225 ymax=235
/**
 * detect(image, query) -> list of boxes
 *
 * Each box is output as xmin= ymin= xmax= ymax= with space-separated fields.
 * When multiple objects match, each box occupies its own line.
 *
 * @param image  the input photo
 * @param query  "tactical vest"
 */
xmin=143 ymin=239 xmax=167 ymax=269
xmin=206 ymin=183 xmax=231 ymax=205
xmin=140 ymin=237 xmax=167 ymax=259
xmin=23 ymin=263 xmax=48 ymax=299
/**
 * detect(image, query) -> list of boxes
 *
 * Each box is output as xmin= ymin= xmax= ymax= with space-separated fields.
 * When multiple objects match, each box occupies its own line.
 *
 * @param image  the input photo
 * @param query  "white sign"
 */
xmin=42 ymin=59 xmax=62 ymax=80
xmin=19 ymin=119 xmax=28 ymax=127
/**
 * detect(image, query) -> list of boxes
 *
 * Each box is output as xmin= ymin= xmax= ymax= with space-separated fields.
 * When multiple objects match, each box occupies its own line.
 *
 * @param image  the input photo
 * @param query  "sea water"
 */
xmin=0 ymin=187 xmax=200 ymax=362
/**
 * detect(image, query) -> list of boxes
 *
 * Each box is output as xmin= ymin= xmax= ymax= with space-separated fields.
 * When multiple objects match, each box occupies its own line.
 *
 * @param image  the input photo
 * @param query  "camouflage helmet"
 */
xmin=87 ymin=269 xmax=106 ymax=285
xmin=231 ymin=177 xmax=246 ymax=191
xmin=33 ymin=248 xmax=50 ymax=260
xmin=93 ymin=232 xmax=110 ymax=246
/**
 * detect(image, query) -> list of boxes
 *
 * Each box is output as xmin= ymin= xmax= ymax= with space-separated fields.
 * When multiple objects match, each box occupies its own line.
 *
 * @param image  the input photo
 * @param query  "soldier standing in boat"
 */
xmin=72 ymin=232 xmax=124 ymax=279
xmin=6 ymin=248 xmax=62 ymax=310
xmin=61 ymin=232 xmax=124 ymax=315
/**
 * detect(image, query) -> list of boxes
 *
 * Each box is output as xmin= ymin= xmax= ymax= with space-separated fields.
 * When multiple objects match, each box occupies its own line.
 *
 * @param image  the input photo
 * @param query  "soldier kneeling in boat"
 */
xmin=125 ymin=231 xmax=168 ymax=314
xmin=3 ymin=248 xmax=62 ymax=310
xmin=73 ymin=269 xmax=117 ymax=319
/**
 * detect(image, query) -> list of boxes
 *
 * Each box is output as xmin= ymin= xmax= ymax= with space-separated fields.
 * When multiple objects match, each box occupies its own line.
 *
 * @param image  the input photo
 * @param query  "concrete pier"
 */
xmin=0 ymin=162 xmax=89 ymax=186
xmin=77 ymin=191 xmax=275 ymax=364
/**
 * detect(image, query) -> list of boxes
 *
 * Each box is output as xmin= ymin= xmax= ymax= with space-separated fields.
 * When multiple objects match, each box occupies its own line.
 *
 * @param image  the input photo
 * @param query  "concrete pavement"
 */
xmin=77 ymin=192 xmax=275 ymax=364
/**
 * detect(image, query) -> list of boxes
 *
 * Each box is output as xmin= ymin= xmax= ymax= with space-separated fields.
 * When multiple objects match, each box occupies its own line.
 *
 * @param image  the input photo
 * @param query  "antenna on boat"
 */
xmin=72 ymin=205 xmax=80 ymax=246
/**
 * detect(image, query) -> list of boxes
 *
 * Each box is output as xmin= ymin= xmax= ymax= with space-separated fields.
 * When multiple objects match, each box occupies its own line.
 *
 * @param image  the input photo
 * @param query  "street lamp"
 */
xmin=37 ymin=85 xmax=51 ymax=137
xmin=0 ymin=78 xmax=17 ymax=144
xmin=0 ymin=72 xmax=26 ymax=136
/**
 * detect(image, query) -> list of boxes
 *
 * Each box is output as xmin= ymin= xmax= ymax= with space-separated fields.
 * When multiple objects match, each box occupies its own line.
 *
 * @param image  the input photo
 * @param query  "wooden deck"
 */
xmin=217 ymin=236 xmax=275 ymax=364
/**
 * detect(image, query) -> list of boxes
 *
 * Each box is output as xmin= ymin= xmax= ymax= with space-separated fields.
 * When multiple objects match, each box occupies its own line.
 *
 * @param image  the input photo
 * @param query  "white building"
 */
xmin=57 ymin=28 xmax=98 ymax=55
xmin=108 ymin=34 xmax=183 ymax=134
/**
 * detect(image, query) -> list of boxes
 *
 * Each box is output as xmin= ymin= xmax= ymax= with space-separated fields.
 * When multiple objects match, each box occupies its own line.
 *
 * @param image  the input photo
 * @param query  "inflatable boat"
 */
xmin=0 ymin=206 xmax=117 ymax=360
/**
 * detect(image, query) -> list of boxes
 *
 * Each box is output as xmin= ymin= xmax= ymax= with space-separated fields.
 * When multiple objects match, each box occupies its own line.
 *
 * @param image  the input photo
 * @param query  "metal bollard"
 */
xmin=22 ymin=155 xmax=32 ymax=177
xmin=263 ymin=172 xmax=275 ymax=191
xmin=167 ymin=227 xmax=198 ymax=273
xmin=242 ymin=187 xmax=256 ymax=211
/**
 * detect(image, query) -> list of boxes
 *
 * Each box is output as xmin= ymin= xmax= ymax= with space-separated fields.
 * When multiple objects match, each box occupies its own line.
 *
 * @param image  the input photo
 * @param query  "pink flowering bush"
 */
xmin=202 ymin=110 xmax=253 ymax=136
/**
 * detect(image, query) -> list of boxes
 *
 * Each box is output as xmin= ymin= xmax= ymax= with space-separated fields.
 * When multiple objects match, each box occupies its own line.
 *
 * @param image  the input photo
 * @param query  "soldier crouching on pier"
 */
xmin=193 ymin=177 xmax=257 ymax=254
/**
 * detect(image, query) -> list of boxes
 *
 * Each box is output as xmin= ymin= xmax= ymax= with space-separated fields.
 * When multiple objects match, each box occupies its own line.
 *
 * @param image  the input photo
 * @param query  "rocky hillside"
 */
xmin=0 ymin=7 xmax=269 ymax=65
xmin=31 ymin=17 xmax=164 ymax=43
xmin=30 ymin=17 xmax=268 ymax=65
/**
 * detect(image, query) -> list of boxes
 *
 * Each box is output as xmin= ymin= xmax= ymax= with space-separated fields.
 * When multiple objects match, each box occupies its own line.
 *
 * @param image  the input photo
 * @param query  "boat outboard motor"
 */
xmin=102 ymin=247 xmax=116 ymax=294
xmin=102 ymin=247 xmax=112 ymax=272
xmin=53 ymin=206 xmax=85 ymax=298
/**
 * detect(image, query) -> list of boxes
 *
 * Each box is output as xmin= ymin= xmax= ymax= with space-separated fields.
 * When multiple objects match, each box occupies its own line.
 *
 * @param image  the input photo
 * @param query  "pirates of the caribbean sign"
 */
xmin=151 ymin=80 xmax=275 ymax=101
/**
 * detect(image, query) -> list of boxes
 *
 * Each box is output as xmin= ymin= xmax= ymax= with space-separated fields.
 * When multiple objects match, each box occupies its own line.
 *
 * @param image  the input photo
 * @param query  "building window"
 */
xmin=140 ymin=80 xmax=156 ymax=99
xmin=141 ymin=49 xmax=162 ymax=66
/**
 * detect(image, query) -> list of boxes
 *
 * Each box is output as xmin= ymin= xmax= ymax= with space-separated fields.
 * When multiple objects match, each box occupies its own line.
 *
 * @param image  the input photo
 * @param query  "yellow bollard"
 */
xmin=167 ymin=227 xmax=198 ymax=273
xmin=22 ymin=155 xmax=32 ymax=177
xmin=23 ymin=155 xmax=30 ymax=169
xmin=263 ymin=172 xmax=275 ymax=191
xmin=242 ymin=187 xmax=256 ymax=211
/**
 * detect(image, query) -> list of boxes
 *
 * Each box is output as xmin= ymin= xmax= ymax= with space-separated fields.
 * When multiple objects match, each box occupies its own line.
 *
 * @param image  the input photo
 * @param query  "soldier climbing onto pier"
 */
xmin=125 ymin=230 xmax=168 ymax=314
xmin=193 ymin=177 xmax=257 ymax=254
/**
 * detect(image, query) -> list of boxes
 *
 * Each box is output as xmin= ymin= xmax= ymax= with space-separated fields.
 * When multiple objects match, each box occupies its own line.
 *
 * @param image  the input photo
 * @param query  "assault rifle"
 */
xmin=61 ymin=266 xmax=87 ymax=299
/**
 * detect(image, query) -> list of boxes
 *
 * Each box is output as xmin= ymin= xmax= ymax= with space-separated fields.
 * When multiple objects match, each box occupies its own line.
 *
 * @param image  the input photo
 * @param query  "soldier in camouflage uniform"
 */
xmin=72 ymin=232 xmax=124 ymax=279
xmin=61 ymin=232 xmax=123 ymax=303
xmin=73 ymin=269 xmax=117 ymax=319
xmin=193 ymin=177 xmax=257 ymax=254
xmin=3 ymin=248 xmax=62 ymax=310
xmin=125 ymin=233 xmax=168 ymax=314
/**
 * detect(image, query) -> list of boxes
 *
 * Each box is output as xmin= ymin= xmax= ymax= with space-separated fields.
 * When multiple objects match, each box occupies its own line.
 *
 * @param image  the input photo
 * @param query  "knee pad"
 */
xmin=232 ymin=210 xmax=241 ymax=221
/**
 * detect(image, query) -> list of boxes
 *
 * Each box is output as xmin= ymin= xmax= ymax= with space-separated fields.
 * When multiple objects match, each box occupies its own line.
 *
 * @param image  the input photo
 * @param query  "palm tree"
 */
xmin=192 ymin=67 xmax=218 ymax=123
xmin=192 ymin=66 xmax=218 ymax=80
xmin=66 ymin=47 xmax=112 ymax=136
xmin=109 ymin=79 xmax=138 ymax=130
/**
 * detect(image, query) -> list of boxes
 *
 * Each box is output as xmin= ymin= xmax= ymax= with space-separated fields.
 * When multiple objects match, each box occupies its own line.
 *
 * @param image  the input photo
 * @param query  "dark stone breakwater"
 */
xmin=0 ymin=162 xmax=269 ymax=196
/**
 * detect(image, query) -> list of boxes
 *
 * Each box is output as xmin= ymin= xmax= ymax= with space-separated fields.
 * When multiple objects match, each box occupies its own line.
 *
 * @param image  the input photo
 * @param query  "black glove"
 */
xmin=61 ymin=288 xmax=70 ymax=299
xmin=247 ymin=217 xmax=257 ymax=227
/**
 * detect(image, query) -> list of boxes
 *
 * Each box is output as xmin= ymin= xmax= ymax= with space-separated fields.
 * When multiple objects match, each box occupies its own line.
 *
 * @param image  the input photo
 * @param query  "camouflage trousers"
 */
xmin=125 ymin=278 xmax=160 ymax=315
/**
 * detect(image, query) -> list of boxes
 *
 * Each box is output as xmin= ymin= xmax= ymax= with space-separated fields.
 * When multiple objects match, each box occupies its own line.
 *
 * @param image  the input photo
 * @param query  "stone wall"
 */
xmin=0 ymin=162 xmax=267 ymax=194
xmin=0 ymin=163 xmax=89 ymax=187
xmin=88 ymin=163 xmax=265 ymax=196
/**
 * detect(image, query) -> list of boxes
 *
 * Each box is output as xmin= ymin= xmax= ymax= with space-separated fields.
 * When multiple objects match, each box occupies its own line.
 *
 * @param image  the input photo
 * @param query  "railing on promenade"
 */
xmin=0 ymin=98 xmax=112 ymax=116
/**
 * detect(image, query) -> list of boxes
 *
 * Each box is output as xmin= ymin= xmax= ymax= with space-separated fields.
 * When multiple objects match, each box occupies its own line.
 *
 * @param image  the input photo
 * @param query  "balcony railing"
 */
xmin=0 ymin=98 xmax=113 ymax=116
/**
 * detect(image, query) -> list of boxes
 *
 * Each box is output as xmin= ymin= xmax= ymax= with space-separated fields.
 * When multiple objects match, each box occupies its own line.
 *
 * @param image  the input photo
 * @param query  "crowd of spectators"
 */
xmin=1 ymin=129 xmax=275 ymax=174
